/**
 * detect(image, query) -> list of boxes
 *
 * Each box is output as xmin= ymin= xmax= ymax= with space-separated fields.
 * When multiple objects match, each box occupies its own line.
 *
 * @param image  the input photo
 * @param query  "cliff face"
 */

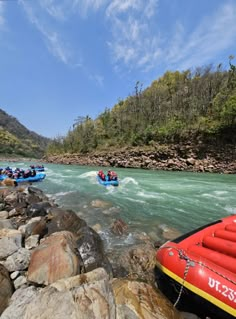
xmin=44 ymin=140 xmax=236 ymax=174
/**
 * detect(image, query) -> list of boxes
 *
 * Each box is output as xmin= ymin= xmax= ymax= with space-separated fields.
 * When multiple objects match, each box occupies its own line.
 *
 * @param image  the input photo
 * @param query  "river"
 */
xmin=1 ymin=160 xmax=236 ymax=253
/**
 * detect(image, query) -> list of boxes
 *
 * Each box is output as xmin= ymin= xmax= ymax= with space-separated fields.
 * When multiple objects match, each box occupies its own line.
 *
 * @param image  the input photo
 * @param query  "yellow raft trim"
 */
xmin=156 ymin=262 xmax=236 ymax=317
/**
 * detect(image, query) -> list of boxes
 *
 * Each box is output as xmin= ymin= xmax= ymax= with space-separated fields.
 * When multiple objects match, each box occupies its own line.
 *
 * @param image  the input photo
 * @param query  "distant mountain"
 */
xmin=0 ymin=109 xmax=51 ymax=158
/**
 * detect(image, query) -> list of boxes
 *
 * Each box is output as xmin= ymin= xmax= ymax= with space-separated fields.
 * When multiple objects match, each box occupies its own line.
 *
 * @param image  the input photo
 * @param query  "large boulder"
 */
xmin=108 ymin=243 xmax=157 ymax=285
xmin=112 ymin=279 xmax=183 ymax=319
xmin=27 ymin=231 xmax=81 ymax=285
xmin=27 ymin=186 xmax=49 ymax=203
xmin=26 ymin=202 xmax=52 ymax=218
xmin=46 ymin=208 xmax=112 ymax=276
xmin=19 ymin=217 xmax=47 ymax=239
xmin=9 ymin=268 xmax=116 ymax=319
xmin=110 ymin=219 xmax=128 ymax=235
xmin=76 ymin=225 xmax=113 ymax=276
xmin=0 ymin=178 xmax=17 ymax=187
xmin=46 ymin=207 xmax=87 ymax=235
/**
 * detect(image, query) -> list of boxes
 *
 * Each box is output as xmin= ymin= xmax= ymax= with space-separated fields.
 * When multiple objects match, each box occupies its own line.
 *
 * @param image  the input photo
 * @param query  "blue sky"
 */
xmin=0 ymin=0 xmax=236 ymax=138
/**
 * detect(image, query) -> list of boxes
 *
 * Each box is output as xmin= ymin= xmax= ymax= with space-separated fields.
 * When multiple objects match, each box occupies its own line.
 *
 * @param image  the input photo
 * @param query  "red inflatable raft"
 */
xmin=155 ymin=215 xmax=236 ymax=319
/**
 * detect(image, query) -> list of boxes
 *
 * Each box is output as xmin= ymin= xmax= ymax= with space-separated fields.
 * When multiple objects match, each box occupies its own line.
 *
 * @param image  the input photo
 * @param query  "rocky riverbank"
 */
xmin=44 ymin=142 xmax=236 ymax=174
xmin=0 ymin=185 xmax=201 ymax=319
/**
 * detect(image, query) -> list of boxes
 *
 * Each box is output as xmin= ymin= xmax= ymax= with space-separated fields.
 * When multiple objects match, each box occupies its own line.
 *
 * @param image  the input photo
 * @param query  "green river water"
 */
xmin=1 ymin=160 xmax=236 ymax=252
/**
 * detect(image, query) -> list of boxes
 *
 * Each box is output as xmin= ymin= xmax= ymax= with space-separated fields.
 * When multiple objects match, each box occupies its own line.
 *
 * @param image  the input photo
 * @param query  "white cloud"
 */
xmin=46 ymin=32 xmax=72 ymax=64
xmin=143 ymin=0 xmax=158 ymax=18
xmin=166 ymin=2 xmax=236 ymax=70
xmin=0 ymin=2 xmax=5 ymax=29
xmin=39 ymin=0 xmax=67 ymax=21
xmin=72 ymin=0 xmax=108 ymax=17
xmin=106 ymin=0 xmax=142 ymax=17
xmin=107 ymin=0 xmax=236 ymax=74
xmin=89 ymin=73 xmax=104 ymax=87
xmin=20 ymin=0 xmax=73 ymax=65
xmin=18 ymin=0 xmax=236 ymax=77
xmin=106 ymin=0 xmax=160 ymax=72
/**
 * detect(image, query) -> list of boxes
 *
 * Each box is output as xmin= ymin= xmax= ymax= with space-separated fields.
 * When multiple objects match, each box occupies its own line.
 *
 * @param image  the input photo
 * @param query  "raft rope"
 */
xmin=173 ymin=249 xmax=191 ymax=307
xmin=158 ymin=245 xmax=236 ymax=308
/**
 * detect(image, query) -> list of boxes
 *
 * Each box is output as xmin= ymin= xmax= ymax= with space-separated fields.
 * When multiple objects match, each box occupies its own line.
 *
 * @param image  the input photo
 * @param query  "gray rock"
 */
xmin=0 ymin=219 xmax=15 ymax=230
xmin=26 ymin=202 xmax=52 ymax=218
xmin=0 ymin=229 xmax=22 ymax=259
xmin=25 ymin=234 xmax=39 ymax=250
xmin=13 ymin=275 xmax=27 ymax=290
xmin=25 ymin=268 xmax=116 ymax=319
xmin=3 ymin=248 xmax=31 ymax=272
xmin=10 ymin=271 xmax=20 ymax=280
xmin=0 ymin=211 xmax=9 ymax=219
xmin=1 ymin=286 xmax=40 ymax=319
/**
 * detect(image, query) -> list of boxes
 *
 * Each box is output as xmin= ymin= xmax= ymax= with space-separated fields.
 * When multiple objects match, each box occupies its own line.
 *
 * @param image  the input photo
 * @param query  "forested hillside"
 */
xmin=47 ymin=58 xmax=236 ymax=156
xmin=0 ymin=109 xmax=50 ymax=158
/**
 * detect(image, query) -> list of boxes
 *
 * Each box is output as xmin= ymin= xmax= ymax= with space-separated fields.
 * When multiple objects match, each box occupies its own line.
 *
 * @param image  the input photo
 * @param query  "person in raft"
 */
xmin=98 ymin=170 xmax=106 ymax=181
xmin=107 ymin=170 xmax=118 ymax=181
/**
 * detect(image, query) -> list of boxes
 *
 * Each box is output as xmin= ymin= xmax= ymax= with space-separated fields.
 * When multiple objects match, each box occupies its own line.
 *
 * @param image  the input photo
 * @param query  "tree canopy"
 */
xmin=47 ymin=58 xmax=236 ymax=155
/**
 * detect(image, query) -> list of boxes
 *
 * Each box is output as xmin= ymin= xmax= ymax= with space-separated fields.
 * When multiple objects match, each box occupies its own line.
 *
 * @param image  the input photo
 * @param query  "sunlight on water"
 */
xmin=137 ymin=191 xmax=161 ymax=199
xmin=121 ymin=177 xmax=139 ymax=186
xmin=124 ymin=197 xmax=146 ymax=204
xmin=225 ymin=206 xmax=236 ymax=214
xmin=78 ymin=171 xmax=97 ymax=179
xmin=53 ymin=190 xmax=76 ymax=197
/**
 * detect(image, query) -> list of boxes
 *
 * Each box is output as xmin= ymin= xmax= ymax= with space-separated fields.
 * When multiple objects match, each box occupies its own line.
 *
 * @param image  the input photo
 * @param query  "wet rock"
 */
xmin=110 ymin=219 xmax=128 ymax=235
xmin=109 ymin=243 xmax=156 ymax=285
xmin=46 ymin=208 xmax=112 ymax=275
xmin=76 ymin=225 xmax=113 ymax=276
xmin=148 ymin=231 xmax=162 ymax=242
xmin=26 ymin=202 xmax=52 ymax=218
xmin=91 ymin=199 xmax=111 ymax=209
xmin=159 ymin=224 xmax=182 ymax=240
xmin=26 ymin=186 xmax=49 ymax=203
xmin=92 ymin=223 xmax=102 ymax=232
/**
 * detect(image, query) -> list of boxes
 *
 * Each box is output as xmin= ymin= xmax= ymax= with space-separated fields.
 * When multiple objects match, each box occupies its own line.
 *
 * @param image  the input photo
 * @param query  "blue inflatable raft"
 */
xmin=34 ymin=168 xmax=45 ymax=172
xmin=15 ymin=172 xmax=46 ymax=183
xmin=97 ymin=175 xmax=119 ymax=187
